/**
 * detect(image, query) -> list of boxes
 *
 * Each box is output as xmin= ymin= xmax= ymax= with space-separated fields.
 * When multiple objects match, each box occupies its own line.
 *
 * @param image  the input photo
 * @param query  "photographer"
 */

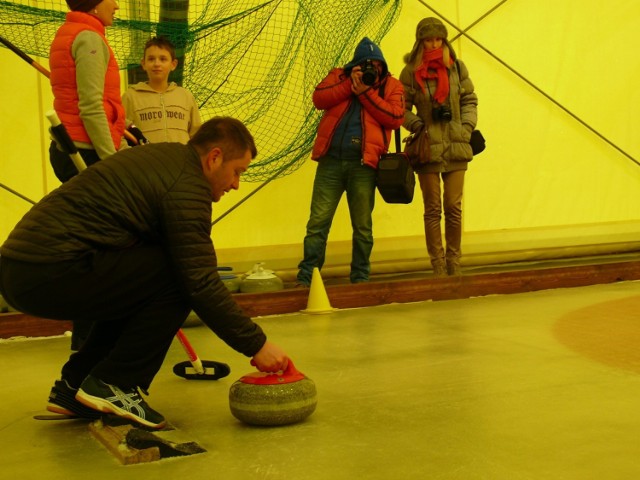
xmin=296 ymin=37 xmax=404 ymax=287
xmin=400 ymin=17 xmax=478 ymax=277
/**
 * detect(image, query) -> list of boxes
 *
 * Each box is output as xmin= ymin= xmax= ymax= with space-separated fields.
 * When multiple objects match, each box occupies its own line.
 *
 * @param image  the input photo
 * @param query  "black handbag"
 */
xmin=376 ymin=129 xmax=415 ymax=204
xmin=470 ymin=129 xmax=486 ymax=155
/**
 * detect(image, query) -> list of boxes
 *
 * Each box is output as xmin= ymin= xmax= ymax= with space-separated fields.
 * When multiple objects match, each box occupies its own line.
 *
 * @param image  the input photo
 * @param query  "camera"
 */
xmin=360 ymin=59 xmax=378 ymax=86
xmin=432 ymin=104 xmax=452 ymax=122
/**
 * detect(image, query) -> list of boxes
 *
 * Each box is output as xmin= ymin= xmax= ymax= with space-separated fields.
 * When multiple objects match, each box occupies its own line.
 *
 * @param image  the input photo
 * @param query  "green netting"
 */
xmin=0 ymin=0 xmax=401 ymax=182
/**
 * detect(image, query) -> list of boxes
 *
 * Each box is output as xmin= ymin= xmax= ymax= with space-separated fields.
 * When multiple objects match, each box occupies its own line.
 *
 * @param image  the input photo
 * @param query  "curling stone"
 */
xmin=243 ymin=262 xmax=273 ymax=277
xmin=239 ymin=263 xmax=283 ymax=293
xmin=220 ymin=273 xmax=242 ymax=293
xmin=228 ymin=361 xmax=317 ymax=426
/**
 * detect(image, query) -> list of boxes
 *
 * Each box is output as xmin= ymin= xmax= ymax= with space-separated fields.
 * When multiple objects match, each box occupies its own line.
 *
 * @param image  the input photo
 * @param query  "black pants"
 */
xmin=49 ymin=141 xmax=101 ymax=183
xmin=0 ymin=246 xmax=190 ymax=390
xmin=49 ymin=141 xmax=104 ymax=348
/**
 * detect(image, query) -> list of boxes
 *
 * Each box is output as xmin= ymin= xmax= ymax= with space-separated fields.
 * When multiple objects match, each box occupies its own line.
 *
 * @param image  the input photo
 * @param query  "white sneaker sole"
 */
xmin=75 ymin=390 xmax=166 ymax=429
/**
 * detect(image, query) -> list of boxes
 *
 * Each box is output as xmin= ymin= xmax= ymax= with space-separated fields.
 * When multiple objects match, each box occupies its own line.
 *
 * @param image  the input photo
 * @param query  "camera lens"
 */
xmin=360 ymin=60 xmax=378 ymax=86
xmin=362 ymin=71 xmax=377 ymax=86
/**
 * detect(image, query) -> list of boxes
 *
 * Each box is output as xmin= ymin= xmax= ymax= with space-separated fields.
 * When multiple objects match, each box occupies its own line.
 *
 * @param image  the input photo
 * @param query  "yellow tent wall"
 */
xmin=1 ymin=0 xmax=639 ymax=276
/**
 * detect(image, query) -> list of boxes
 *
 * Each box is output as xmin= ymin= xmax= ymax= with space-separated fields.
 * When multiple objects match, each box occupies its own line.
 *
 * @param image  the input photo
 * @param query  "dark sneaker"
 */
xmin=432 ymin=264 xmax=447 ymax=277
xmin=76 ymin=375 xmax=166 ymax=429
xmin=447 ymin=263 xmax=462 ymax=276
xmin=47 ymin=379 xmax=103 ymax=419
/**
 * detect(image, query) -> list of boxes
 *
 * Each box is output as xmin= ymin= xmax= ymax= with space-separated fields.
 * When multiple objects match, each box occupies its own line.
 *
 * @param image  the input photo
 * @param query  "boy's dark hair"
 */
xmin=144 ymin=36 xmax=177 ymax=60
xmin=189 ymin=117 xmax=258 ymax=161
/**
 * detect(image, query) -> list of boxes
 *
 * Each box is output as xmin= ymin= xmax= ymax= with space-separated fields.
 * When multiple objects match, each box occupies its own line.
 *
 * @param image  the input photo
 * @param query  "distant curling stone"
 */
xmin=239 ymin=263 xmax=283 ymax=293
xmin=228 ymin=362 xmax=317 ymax=426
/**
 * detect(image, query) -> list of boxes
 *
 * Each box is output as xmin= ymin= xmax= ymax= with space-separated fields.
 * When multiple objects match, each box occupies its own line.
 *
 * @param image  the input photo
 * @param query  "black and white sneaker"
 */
xmin=76 ymin=375 xmax=166 ymax=429
xmin=47 ymin=379 xmax=103 ymax=419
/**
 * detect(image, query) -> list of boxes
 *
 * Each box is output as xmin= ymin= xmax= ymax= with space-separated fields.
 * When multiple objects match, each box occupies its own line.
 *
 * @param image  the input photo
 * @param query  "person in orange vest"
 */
xmin=48 ymin=0 xmax=133 ymax=350
xmin=48 ymin=0 xmax=129 ymax=184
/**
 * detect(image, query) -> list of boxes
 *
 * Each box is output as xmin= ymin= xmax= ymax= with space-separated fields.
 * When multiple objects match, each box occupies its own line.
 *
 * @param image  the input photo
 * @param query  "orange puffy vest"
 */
xmin=49 ymin=12 xmax=125 ymax=149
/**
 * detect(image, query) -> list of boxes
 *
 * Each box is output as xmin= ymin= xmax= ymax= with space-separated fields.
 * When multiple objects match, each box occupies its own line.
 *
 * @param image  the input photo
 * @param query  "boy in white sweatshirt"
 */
xmin=122 ymin=36 xmax=201 ymax=144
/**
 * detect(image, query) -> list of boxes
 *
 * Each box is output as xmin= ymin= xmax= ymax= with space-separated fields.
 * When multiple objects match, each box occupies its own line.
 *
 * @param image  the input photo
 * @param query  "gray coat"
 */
xmin=400 ymin=59 xmax=478 ymax=173
xmin=0 ymin=143 xmax=266 ymax=357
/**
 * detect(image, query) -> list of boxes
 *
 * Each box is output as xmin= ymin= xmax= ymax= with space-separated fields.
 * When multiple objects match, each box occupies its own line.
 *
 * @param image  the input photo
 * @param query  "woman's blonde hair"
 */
xmin=407 ymin=41 xmax=451 ymax=70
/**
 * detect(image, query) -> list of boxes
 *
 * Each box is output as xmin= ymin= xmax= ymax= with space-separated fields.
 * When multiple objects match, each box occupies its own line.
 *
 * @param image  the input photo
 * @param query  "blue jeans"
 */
xmin=297 ymin=157 xmax=376 ymax=285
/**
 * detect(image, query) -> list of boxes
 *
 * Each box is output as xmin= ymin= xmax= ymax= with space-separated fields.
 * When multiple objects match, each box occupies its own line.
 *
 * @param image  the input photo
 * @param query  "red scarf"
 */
xmin=414 ymin=48 xmax=451 ymax=104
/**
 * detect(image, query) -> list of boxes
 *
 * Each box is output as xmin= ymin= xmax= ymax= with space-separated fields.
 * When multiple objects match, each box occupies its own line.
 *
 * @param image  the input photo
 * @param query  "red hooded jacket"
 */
xmin=311 ymin=69 xmax=405 ymax=169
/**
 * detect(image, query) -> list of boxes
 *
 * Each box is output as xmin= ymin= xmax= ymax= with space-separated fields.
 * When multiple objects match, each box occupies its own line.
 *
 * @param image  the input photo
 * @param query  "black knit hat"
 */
xmin=66 ymin=0 xmax=102 ymax=12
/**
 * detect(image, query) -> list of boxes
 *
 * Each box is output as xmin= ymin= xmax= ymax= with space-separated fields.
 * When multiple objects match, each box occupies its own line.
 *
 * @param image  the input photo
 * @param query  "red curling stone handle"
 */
xmin=240 ymin=359 xmax=305 ymax=385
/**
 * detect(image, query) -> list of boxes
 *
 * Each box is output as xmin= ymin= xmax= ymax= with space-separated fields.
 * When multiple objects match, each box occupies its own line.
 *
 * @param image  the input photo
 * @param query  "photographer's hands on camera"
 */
xmin=350 ymin=59 xmax=380 ymax=94
xmin=350 ymin=65 xmax=371 ymax=95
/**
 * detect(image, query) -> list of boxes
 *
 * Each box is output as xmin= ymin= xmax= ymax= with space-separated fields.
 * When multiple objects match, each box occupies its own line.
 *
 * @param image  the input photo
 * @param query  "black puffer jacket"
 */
xmin=0 ymin=142 xmax=266 ymax=356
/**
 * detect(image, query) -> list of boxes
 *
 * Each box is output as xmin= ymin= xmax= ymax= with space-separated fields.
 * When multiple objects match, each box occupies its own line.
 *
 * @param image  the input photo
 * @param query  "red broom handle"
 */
xmin=176 ymin=329 xmax=205 ymax=374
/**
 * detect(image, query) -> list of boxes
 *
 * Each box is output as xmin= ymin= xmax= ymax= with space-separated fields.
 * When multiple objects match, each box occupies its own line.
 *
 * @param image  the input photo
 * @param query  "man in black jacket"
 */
xmin=0 ymin=117 xmax=289 ymax=429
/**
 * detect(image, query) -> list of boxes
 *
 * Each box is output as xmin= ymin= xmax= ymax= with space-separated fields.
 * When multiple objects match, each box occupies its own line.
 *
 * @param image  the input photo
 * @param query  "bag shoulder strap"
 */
xmin=377 ymin=79 xmax=402 ymax=154
xmin=393 ymin=129 xmax=401 ymax=153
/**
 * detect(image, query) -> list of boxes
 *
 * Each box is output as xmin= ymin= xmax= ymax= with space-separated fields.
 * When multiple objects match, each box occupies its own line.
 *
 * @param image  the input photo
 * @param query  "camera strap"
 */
xmin=378 ymin=77 xmax=385 ymax=99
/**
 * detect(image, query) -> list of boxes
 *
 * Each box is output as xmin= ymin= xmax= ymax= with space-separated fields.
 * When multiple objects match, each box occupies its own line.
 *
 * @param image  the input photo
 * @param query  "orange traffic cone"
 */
xmin=301 ymin=267 xmax=337 ymax=314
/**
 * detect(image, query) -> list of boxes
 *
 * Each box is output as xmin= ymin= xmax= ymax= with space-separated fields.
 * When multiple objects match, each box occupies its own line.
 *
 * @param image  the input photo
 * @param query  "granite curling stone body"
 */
xmin=228 ymin=361 xmax=317 ymax=426
xmin=239 ymin=263 xmax=283 ymax=293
